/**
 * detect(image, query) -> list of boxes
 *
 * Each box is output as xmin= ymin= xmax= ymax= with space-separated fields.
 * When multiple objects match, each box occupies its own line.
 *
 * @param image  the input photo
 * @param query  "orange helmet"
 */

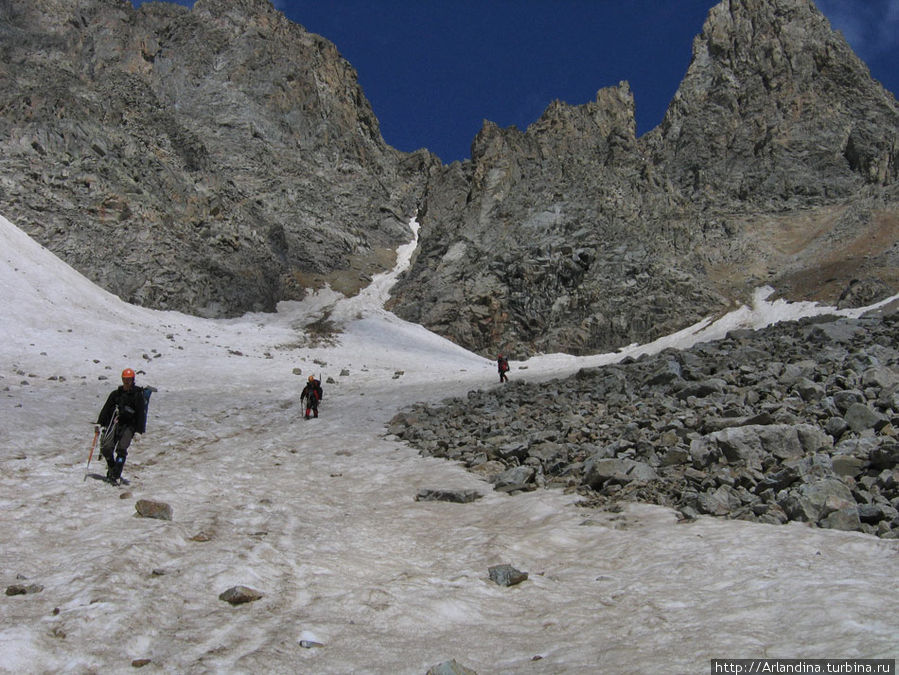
xmin=308 ymin=375 xmax=315 ymax=382
xmin=122 ymin=368 xmax=135 ymax=379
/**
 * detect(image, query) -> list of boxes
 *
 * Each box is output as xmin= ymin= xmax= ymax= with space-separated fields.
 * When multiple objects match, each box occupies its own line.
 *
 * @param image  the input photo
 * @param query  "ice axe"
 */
xmin=84 ymin=426 xmax=99 ymax=480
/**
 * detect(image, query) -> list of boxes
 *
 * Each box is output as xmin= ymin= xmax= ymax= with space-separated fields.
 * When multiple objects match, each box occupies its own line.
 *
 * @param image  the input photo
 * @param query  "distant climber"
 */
xmin=497 ymin=354 xmax=510 ymax=383
xmin=96 ymin=368 xmax=147 ymax=484
xmin=301 ymin=375 xmax=323 ymax=419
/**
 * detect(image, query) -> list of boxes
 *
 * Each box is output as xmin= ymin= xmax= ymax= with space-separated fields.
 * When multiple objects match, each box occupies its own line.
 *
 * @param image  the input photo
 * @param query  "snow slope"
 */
xmin=0 ymin=213 xmax=896 ymax=674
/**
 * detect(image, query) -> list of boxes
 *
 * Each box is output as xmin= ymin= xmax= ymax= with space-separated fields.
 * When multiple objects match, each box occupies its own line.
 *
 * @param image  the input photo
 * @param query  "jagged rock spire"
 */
xmin=389 ymin=0 xmax=899 ymax=357
xmin=653 ymin=0 xmax=899 ymax=197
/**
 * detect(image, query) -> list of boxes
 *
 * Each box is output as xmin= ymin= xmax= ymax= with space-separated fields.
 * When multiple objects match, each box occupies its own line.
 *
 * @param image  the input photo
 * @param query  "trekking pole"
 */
xmin=84 ymin=426 xmax=100 ymax=480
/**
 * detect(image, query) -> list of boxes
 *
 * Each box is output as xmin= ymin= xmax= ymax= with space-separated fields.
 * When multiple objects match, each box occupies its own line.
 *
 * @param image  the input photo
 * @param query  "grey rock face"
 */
xmin=389 ymin=0 xmax=899 ymax=357
xmin=0 ymin=0 xmax=436 ymax=316
xmin=2 ymin=0 xmax=897 ymax=358
xmin=389 ymin=82 xmax=729 ymax=356
xmin=650 ymin=0 xmax=898 ymax=196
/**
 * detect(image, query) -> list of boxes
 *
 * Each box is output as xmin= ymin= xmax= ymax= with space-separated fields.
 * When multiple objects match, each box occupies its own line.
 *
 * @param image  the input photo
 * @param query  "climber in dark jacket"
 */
xmin=497 ymin=354 xmax=510 ymax=383
xmin=96 ymin=368 xmax=146 ymax=483
xmin=301 ymin=375 xmax=323 ymax=419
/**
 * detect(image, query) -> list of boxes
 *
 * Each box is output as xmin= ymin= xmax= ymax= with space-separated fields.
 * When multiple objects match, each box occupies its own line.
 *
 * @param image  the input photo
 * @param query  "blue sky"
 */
xmin=134 ymin=0 xmax=898 ymax=163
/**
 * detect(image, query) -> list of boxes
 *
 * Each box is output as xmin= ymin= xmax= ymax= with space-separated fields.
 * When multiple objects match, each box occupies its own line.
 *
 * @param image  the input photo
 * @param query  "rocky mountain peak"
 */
xmin=467 ymin=81 xmax=639 ymax=200
xmin=0 ymin=0 xmax=434 ymax=317
xmin=2 ymin=0 xmax=896 ymax=357
xmin=389 ymin=0 xmax=899 ymax=357
xmin=653 ymin=0 xmax=899 ymax=199
xmin=529 ymin=82 xmax=636 ymax=153
xmin=190 ymin=0 xmax=290 ymax=34
xmin=193 ymin=0 xmax=275 ymax=15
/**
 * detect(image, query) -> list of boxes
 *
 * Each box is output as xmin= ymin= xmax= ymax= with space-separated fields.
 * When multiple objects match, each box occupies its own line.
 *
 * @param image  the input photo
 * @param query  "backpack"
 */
xmin=143 ymin=386 xmax=156 ymax=429
xmin=304 ymin=380 xmax=323 ymax=402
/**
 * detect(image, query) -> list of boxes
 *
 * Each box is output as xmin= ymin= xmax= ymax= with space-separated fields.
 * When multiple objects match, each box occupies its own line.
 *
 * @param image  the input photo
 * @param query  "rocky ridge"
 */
xmin=0 ymin=0 xmax=438 ymax=316
xmin=0 ymin=0 xmax=897 ymax=358
xmin=388 ymin=305 xmax=899 ymax=538
xmin=389 ymin=0 xmax=899 ymax=356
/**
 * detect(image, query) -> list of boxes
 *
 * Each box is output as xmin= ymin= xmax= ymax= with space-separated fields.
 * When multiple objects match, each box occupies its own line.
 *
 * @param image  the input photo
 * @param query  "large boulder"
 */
xmin=779 ymin=478 xmax=857 ymax=525
xmin=690 ymin=424 xmax=832 ymax=469
xmin=584 ymin=457 xmax=658 ymax=488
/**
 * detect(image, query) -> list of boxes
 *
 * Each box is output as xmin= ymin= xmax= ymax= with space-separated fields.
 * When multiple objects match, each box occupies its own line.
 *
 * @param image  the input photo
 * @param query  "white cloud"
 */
xmin=877 ymin=0 xmax=899 ymax=50
xmin=817 ymin=0 xmax=899 ymax=61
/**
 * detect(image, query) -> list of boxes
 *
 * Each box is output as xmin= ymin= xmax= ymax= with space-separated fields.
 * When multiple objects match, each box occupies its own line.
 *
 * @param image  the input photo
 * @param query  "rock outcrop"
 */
xmin=1 ymin=0 xmax=896 ymax=356
xmin=0 ymin=0 xmax=438 ymax=316
xmin=651 ymin=0 xmax=899 ymax=197
xmin=388 ymin=0 xmax=899 ymax=356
